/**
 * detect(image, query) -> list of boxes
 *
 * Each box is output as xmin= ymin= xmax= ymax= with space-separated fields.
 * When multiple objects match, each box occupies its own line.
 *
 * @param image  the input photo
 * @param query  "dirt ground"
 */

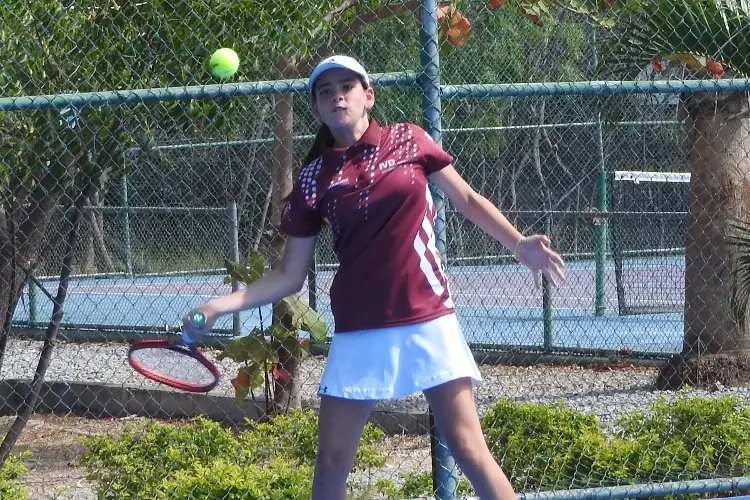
xmin=0 ymin=413 xmax=431 ymax=500
xmin=0 ymin=414 xmax=138 ymax=499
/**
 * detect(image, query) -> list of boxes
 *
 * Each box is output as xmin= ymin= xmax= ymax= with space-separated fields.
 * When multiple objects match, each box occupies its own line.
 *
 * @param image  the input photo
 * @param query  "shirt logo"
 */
xmin=329 ymin=177 xmax=355 ymax=190
xmin=378 ymin=159 xmax=396 ymax=171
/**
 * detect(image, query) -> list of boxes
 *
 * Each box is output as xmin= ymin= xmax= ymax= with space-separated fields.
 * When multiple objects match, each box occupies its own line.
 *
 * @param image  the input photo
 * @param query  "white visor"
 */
xmin=308 ymin=55 xmax=370 ymax=90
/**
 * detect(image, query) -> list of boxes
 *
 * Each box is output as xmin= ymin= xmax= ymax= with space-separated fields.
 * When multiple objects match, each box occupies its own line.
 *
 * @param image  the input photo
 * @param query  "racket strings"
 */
xmin=130 ymin=345 xmax=217 ymax=387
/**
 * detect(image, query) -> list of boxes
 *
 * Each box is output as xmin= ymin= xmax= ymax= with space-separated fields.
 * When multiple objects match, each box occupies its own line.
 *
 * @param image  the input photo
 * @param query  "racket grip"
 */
xmin=182 ymin=310 xmax=207 ymax=344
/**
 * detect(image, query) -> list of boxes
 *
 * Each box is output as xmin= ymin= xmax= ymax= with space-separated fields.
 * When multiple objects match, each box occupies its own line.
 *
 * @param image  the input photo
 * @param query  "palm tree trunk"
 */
xmin=657 ymin=91 xmax=750 ymax=389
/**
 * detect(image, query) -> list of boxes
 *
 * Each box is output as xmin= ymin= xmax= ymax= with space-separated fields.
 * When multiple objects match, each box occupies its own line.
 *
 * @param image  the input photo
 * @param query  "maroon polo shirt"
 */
xmin=280 ymin=119 xmax=456 ymax=333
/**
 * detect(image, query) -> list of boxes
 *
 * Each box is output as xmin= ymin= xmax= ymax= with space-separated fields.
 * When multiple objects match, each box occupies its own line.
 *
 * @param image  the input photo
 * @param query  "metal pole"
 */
xmin=589 ymin=24 xmax=608 ymax=316
xmin=594 ymin=143 xmax=608 ymax=316
xmin=121 ymin=173 xmax=134 ymax=277
xmin=418 ymin=1 xmax=458 ymax=498
xmin=542 ymin=214 xmax=553 ymax=349
xmin=308 ymin=254 xmax=318 ymax=312
xmin=228 ymin=201 xmax=241 ymax=337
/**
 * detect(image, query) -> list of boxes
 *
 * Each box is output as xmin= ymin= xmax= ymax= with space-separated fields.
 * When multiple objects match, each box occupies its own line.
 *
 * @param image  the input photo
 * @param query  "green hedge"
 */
xmin=78 ymin=394 xmax=750 ymax=499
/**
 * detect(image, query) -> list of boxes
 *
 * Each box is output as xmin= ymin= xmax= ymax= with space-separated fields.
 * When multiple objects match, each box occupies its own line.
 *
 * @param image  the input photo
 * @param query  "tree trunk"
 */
xmin=89 ymin=191 xmax=114 ymax=272
xmin=657 ymin=91 xmax=750 ymax=390
xmin=269 ymin=58 xmax=299 ymax=414
xmin=0 ymin=155 xmax=76 ymax=370
xmin=0 ymin=167 xmax=98 ymax=466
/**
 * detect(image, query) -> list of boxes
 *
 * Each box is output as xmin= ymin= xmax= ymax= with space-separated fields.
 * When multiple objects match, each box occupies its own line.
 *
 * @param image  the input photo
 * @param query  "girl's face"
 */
xmin=311 ymin=68 xmax=374 ymax=132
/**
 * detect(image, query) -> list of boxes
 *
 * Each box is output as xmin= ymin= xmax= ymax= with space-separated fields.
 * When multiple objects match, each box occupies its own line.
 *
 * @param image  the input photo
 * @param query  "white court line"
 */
xmin=66 ymin=291 xmax=221 ymax=299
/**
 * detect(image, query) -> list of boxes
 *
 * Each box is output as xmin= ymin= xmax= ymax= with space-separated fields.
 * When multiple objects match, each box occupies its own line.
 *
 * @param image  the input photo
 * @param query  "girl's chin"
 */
xmin=326 ymin=117 xmax=355 ymax=129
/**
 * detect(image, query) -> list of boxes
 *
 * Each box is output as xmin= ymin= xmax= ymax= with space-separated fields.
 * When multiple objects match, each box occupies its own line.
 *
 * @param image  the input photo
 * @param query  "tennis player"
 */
xmin=186 ymin=55 xmax=565 ymax=499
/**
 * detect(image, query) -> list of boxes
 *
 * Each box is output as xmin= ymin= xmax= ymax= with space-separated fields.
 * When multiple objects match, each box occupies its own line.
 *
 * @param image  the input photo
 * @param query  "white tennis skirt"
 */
xmin=317 ymin=313 xmax=482 ymax=400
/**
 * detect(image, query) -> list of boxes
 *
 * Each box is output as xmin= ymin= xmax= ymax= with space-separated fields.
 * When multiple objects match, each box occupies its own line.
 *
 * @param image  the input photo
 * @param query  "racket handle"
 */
xmin=182 ymin=310 xmax=207 ymax=344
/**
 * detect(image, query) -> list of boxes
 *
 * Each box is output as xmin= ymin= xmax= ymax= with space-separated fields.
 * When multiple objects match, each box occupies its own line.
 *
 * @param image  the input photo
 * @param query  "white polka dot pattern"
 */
xmin=279 ymin=120 xmax=456 ymax=334
xmin=299 ymin=156 xmax=325 ymax=207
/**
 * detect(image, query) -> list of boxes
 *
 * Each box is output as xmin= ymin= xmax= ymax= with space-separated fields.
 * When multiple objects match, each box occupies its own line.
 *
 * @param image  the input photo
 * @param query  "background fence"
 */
xmin=2 ymin=0 xmax=750 ymax=498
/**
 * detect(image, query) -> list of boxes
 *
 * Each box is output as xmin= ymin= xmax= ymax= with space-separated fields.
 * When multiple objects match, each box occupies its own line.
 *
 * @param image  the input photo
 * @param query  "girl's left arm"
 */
xmin=429 ymin=165 xmax=566 ymax=288
xmin=428 ymin=165 xmax=524 ymax=253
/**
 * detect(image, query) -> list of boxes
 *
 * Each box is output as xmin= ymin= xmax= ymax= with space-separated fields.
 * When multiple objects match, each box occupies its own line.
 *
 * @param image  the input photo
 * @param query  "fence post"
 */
xmin=589 ymin=22 xmax=608 ymax=316
xmin=594 ymin=125 xmax=608 ymax=316
xmin=418 ymin=0 xmax=459 ymax=498
xmin=228 ymin=201 xmax=241 ymax=337
xmin=543 ymin=214 xmax=553 ymax=349
xmin=307 ymin=254 xmax=318 ymax=312
xmin=121 ymin=173 xmax=134 ymax=277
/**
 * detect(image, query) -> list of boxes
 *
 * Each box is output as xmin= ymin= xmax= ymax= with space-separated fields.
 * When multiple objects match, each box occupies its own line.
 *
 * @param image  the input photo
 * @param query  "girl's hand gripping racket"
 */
xmin=128 ymin=310 xmax=220 ymax=393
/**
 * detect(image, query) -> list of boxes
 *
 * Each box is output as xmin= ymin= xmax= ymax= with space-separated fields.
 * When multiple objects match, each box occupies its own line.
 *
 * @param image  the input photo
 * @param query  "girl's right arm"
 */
xmin=185 ymin=235 xmax=318 ymax=334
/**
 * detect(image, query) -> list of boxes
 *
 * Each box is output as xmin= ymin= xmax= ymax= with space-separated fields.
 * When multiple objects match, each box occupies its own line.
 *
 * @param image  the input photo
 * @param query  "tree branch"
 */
xmin=541 ymin=127 xmax=572 ymax=177
xmin=309 ymin=0 xmax=364 ymax=42
xmin=17 ymin=154 xmax=76 ymax=262
xmin=0 ymin=165 xmax=101 ymax=466
xmin=300 ymin=0 xmax=421 ymax=75
xmin=339 ymin=0 xmax=420 ymax=40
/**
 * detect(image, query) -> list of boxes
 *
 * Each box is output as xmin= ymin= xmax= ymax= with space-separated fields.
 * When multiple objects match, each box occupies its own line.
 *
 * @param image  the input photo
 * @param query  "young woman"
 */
xmin=185 ymin=55 xmax=566 ymax=500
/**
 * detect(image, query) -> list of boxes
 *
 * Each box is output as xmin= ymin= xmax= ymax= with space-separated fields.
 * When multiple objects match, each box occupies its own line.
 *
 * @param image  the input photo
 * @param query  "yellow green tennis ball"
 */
xmin=209 ymin=48 xmax=239 ymax=79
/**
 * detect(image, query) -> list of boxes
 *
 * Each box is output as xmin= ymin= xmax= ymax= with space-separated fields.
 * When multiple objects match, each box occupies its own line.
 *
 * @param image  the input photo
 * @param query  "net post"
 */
xmin=228 ymin=201 xmax=241 ymax=337
xmin=418 ymin=0 xmax=459 ymax=498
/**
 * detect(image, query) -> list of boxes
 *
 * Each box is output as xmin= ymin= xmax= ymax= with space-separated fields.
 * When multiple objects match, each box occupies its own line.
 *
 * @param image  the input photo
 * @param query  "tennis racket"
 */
xmin=128 ymin=310 xmax=220 ymax=393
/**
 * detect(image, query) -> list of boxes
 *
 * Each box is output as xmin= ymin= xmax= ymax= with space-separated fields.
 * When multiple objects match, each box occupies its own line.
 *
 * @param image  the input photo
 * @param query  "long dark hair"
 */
xmin=301 ymin=123 xmax=335 ymax=167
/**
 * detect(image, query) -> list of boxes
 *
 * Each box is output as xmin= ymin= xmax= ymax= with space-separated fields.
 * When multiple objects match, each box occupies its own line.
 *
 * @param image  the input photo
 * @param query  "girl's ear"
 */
xmin=364 ymin=86 xmax=375 ymax=111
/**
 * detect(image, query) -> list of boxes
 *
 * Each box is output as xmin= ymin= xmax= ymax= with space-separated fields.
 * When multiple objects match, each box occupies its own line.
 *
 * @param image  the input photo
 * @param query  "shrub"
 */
xmin=481 ymin=397 xmax=605 ymax=491
xmin=480 ymin=394 xmax=750 ymax=497
xmin=239 ymin=408 xmax=387 ymax=471
xmin=81 ymin=410 xmax=387 ymax=499
xmin=0 ymin=451 xmax=30 ymax=500
xmin=80 ymin=395 xmax=750 ymax=499
xmin=155 ymin=457 xmax=312 ymax=500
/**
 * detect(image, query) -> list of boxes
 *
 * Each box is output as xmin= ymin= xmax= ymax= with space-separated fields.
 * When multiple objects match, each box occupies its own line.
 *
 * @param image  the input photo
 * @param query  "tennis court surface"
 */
xmin=13 ymin=253 xmax=685 ymax=354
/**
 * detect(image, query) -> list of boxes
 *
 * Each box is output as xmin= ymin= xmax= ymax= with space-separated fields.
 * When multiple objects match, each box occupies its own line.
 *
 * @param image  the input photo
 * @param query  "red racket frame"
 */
xmin=128 ymin=339 xmax=220 ymax=393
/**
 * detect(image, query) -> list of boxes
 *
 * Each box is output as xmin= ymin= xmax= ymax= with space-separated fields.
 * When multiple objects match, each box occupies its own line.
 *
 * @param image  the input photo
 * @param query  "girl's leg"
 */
xmin=423 ymin=377 xmax=517 ymax=500
xmin=312 ymin=395 xmax=376 ymax=500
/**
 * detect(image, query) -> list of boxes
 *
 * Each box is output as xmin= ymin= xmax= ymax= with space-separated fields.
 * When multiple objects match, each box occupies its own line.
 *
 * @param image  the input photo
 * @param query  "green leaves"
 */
xmin=599 ymin=0 xmax=750 ymax=79
xmin=481 ymin=394 xmax=750 ymax=492
xmin=220 ymin=251 xmax=327 ymax=405
xmin=727 ymin=215 xmax=750 ymax=328
xmin=217 ymin=329 xmax=273 ymax=364
xmin=277 ymin=296 xmax=328 ymax=342
xmin=80 ymin=410 xmax=389 ymax=498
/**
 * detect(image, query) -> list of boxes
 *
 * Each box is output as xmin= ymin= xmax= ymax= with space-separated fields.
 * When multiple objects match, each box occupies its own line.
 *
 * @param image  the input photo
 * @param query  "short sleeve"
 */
xmin=410 ymin=123 xmax=454 ymax=174
xmin=279 ymin=180 xmax=323 ymax=238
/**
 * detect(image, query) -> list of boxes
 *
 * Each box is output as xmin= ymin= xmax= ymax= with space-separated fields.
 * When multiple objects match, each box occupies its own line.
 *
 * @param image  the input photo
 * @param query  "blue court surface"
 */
xmin=12 ymin=256 xmax=686 ymax=355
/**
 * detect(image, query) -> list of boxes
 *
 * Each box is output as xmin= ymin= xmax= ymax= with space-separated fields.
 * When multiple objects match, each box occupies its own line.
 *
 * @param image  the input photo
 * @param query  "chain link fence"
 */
xmin=2 ymin=0 xmax=750 ymax=498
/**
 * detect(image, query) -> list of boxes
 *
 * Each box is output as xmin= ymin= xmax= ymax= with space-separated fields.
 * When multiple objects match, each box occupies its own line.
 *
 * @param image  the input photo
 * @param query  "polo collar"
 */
xmin=359 ymin=118 xmax=381 ymax=147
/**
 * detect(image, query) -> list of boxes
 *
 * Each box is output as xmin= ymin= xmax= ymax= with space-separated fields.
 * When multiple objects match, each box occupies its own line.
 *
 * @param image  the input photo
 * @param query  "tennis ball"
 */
xmin=209 ymin=48 xmax=240 ymax=79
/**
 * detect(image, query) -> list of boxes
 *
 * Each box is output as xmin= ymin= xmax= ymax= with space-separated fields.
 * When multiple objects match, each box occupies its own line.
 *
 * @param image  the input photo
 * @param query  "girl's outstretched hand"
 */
xmin=514 ymin=235 xmax=566 ymax=289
